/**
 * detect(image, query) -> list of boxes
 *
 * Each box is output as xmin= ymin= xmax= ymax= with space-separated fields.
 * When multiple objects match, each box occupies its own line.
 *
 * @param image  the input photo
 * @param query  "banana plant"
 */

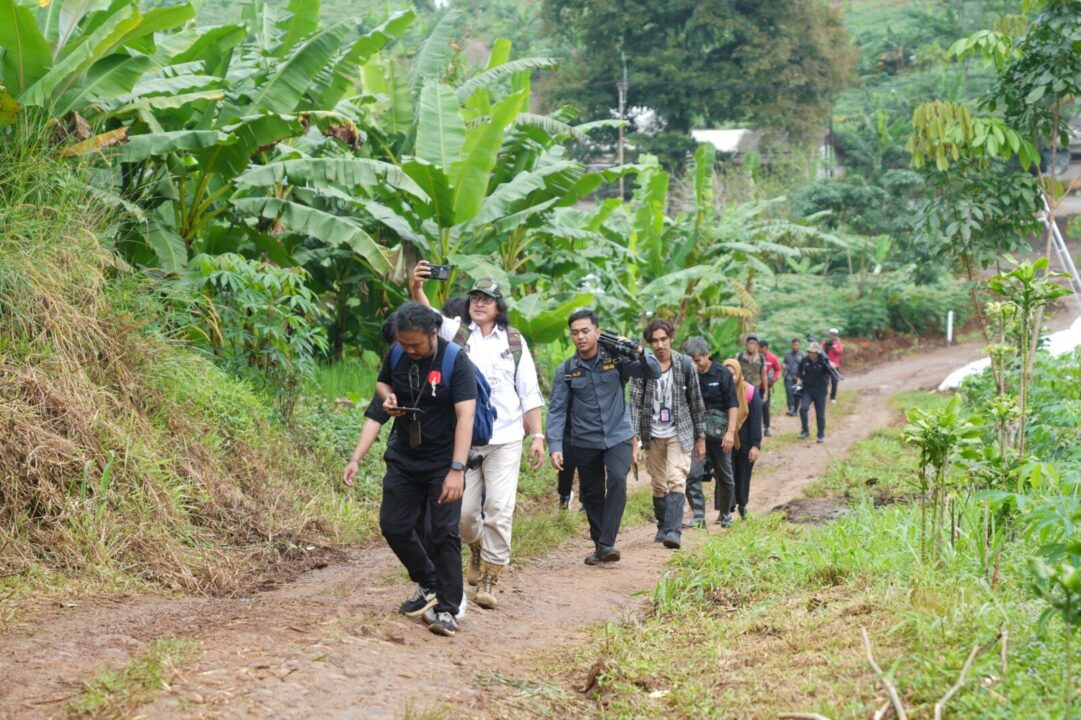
xmin=0 ymin=0 xmax=196 ymax=116
xmin=90 ymin=3 xmax=416 ymax=273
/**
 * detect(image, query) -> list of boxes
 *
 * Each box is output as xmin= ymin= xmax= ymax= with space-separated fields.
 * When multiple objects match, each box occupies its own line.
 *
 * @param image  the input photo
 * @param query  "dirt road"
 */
xmin=0 ymin=337 xmax=997 ymax=719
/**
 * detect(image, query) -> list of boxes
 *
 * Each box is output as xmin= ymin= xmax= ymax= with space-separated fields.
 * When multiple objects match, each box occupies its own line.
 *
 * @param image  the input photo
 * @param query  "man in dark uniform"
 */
xmin=796 ymin=341 xmax=837 ymax=444
xmin=375 ymin=302 xmax=478 ymax=637
xmin=546 ymin=309 xmax=660 ymax=564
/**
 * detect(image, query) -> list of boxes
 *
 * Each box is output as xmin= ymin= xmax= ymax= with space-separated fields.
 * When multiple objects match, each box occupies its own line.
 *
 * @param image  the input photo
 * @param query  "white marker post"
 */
xmin=946 ymin=310 xmax=954 ymax=345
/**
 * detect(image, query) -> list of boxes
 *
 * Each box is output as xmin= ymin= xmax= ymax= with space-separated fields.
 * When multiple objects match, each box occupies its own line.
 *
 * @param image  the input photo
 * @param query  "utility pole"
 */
xmin=617 ymin=52 xmax=628 ymax=199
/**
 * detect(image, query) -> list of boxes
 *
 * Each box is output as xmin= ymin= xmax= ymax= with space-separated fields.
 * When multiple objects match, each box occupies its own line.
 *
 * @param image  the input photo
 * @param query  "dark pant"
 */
xmin=830 ymin=373 xmax=839 ymax=400
xmin=557 ymin=440 xmax=577 ymax=498
xmin=762 ymin=384 xmax=774 ymax=429
xmin=732 ymin=447 xmax=755 ymax=509
xmin=686 ymin=437 xmax=733 ymax=515
xmin=379 ymin=453 xmax=463 ymax=615
xmin=800 ymin=386 xmax=828 ymax=439
xmin=784 ymin=376 xmax=798 ymax=413
xmin=571 ymin=441 xmax=632 ymax=550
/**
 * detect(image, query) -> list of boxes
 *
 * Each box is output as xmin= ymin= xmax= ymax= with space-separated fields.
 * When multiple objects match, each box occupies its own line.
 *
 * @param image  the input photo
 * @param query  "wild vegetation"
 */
xmin=1 ymin=0 xmax=1079 ymax=715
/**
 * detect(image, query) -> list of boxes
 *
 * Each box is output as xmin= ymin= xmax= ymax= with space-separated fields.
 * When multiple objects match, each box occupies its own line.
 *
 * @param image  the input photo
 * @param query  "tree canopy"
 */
xmin=540 ymin=0 xmax=855 ymax=164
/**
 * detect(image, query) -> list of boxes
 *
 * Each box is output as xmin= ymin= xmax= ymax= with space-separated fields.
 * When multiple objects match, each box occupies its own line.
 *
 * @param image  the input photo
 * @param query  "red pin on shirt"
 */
xmin=428 ymin=370 xmax=442 ymax=397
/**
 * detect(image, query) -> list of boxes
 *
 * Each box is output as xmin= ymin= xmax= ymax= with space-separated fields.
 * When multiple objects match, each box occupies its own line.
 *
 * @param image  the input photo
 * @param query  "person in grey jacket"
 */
xmin=782 ymin=338 xmax=805 ymax=416
xmin=547 ymin=309 xmax=660 ymax=565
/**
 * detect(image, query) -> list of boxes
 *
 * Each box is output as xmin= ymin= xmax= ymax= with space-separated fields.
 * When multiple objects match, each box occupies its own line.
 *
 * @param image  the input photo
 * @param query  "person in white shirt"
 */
xmin=409 ymin=262 xmax=545 ymax=611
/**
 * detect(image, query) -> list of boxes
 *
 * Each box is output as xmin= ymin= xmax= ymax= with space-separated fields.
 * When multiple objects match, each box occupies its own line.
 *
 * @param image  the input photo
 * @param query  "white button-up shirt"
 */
xmin=440 ymin=316 xmax=544 ymax=446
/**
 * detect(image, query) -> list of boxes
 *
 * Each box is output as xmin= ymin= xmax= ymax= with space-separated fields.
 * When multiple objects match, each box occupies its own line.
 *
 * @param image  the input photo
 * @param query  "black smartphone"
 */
xmin=390 ymin=405 xmax=425 ymax=414
xmin=428 ymin=264 xmax=451 ymax=281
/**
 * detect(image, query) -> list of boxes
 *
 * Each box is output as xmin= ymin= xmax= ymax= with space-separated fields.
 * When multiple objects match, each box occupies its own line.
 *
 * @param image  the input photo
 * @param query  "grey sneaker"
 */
xmin=584 ymin=552 xmax=601 ymax=565
xmin=427 ymin=611 xmax=458 ymax=637
xmin=399 ymin=585 xmax=437 ymax=617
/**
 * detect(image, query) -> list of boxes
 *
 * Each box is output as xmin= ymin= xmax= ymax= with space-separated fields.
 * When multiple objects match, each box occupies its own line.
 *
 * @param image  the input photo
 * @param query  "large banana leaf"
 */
xmin=166 ymin=24 xmax=246 ymax=75
xmin=53 ymin=53 xmax=152 ymax=117
xmin=0 ymin=0 xmax=52 ymax=94
xmin=248 ymin=23 xmax=346 ymax=114
xmin=195 ymin=113 xmax=304 ymax=182
xmin=450 ymin=90 xmax=526 ymax=225
xmin=20 ymin=4 xmax=140 ymax=107
xmin=113 ymin=4 xmax=195 ymax=54
xmin=508 ymin=291 xmax=595 ymax=345
xmin=402 ymin=158 xmax=456 ymax=228
xmin=115 ymin=129 xmax=230 ymax=162
xmin=232 ymin=194 xmax=393 ymax=273
xmin=416 ymin=82 xmax=465 ymax=169
xmin=455 ymin=57 xmax=559 ymax=102
xmin=111 ymin=89 xmax=225 ymax=117
xmin=276 ymin=0 xmax=319 ymax=56
xmin=231 ymin=197 xmax=392 ymax=273
xmin=319 ymin=9 xmax=415 ymax=108
xmin=235 ymin=157 xmax=429 ymax=201
xmin=43 ymin=0 xmax=112 ymax=48
xmin=127 ymin=72 xmax=222 ymax=100
xmin=146 ymin=203 xmax=188 ymax=274
xmin=463 ymin=159 xmax=579 ymax=232
xmin=408 ymin=8 xmax=458 ymax=95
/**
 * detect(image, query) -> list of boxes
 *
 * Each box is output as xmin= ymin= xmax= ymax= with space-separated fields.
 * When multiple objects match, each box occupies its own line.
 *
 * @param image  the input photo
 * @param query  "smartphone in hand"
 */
xmin=428 ymin=264 xmax=451 ymax=281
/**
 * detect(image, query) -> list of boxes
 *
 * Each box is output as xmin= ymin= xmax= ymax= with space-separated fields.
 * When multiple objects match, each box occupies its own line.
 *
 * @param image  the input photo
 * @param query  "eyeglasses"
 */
xmin=470 ymin=293 xmax=496 ymax=305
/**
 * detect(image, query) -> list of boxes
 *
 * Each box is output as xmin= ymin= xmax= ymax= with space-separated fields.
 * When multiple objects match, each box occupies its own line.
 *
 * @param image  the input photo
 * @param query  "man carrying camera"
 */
xmin=630 ymin=320 xmax=706 ymax=550
xmin=547 ymin=310 xmax=660 ymax=565
xmin=410 ymin=262 xmax=545 ymax=612
xmin=374 ymin=302 xmax=477 ymax=637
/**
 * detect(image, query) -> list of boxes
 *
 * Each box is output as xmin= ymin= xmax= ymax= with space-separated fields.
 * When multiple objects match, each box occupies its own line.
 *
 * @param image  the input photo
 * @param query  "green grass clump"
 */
xmin=68 ymin=637 xmax=200 ymax=719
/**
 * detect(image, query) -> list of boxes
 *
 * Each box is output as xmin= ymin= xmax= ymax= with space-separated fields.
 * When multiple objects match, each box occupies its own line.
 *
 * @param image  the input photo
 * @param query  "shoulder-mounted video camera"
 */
xmin=598 ymin=329 xmax=642 ymax=359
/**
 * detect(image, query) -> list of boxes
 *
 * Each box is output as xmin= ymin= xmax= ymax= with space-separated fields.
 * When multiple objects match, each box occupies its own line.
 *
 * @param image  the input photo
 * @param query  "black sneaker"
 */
xmin=718 ymin=514 xmax=733 ymax=528
xmin=559 ymin=490 xmax=574 ymax=511
xmin=817 ymin=436 xmax=825 ymax=444
xmin=799 ymin=430 xmax=809 ymax=439
xmin=584 ymin=552 xmax=601 ymax=565
xmin=598 ymin=546 xmax=621 ymax=563
xmin=427 ymin=611 xmax=458 ymax=637
xmin=399 ymin=585 xmax=437 ymax=617
xmin=764 ymin=427 xmax=771 ymax=437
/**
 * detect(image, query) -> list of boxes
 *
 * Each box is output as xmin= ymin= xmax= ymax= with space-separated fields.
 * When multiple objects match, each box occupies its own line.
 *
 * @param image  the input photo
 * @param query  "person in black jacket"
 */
xmin=683 ymin=337 xmax=739 ymax=528
xmin=721 ymin=358 xmax=762 ymax=520
xmin=796 ymin=342 xmax=837 ymax=443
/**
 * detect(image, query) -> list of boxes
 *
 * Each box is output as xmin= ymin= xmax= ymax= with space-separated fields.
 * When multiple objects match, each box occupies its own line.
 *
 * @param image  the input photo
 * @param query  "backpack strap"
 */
xmin=441 ymin=341 xmax=461 ymax=397
xmin=507 ymin=327 xmax=524 ymax=386
xmin=389 ymin=343 xmax=405 ymax=369
xmin=452 ymin=323 xmax=472 ymax=348
xmin=680 ymin=353 xmax=695 ymax=402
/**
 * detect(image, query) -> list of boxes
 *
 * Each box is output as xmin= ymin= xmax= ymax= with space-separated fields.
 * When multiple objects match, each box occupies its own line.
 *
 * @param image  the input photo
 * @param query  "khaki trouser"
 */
xmin=460 ymin=440 xmax=523 ymax=566
xmin=646 ymin=436 xmax=690 ymax=497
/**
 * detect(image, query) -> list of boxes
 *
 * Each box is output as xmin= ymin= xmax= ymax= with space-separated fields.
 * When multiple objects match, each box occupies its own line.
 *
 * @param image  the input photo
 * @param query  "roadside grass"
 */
xmin=507 ymin=392 xmax=1070 ymax=719
xmin=68 ymin=637 xmax=200 ymax=719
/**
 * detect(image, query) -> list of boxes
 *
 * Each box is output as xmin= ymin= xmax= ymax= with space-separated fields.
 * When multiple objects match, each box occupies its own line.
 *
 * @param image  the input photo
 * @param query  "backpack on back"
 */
xmin=388 ymin=342 xmax=496 ymax=447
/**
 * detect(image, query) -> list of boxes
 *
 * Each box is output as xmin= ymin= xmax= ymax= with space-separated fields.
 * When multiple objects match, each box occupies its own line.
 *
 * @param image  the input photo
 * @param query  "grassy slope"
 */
xmin=0 ymin=127 xmax=379 ymax=602
xmin=518 ymin=392 xmax=1067 ymax=719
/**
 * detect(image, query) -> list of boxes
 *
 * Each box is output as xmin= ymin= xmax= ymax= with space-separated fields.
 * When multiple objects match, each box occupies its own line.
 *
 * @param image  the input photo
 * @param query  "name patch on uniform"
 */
xmin=602 ymin=360 xmax=618 ymax=372
xmin=564 ymin=370 xmax=584 ymax=381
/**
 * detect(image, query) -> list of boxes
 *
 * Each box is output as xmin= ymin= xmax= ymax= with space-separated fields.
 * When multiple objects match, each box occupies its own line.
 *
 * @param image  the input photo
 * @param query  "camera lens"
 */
xmin=466 ymin=449 xmax=484 ymax=470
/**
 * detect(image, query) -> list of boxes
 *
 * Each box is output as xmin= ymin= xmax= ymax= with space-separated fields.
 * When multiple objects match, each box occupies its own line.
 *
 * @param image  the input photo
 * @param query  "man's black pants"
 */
xmin=784 ymin=376 xmax=798 ymax=413
xmin=799 ymin=386 xmax=828 ymax=439
xmin=762 ymin=384 xmax=773 ymax=430
xmin=569 ymin=441 xmax=632 ymax=550
xmin=686 ymin=437 xmax=734 ymax=519
xmin=557 ymin=440 xmax=577 ymax=499
xmin=379 ymin=452 xmax=463 ymax=615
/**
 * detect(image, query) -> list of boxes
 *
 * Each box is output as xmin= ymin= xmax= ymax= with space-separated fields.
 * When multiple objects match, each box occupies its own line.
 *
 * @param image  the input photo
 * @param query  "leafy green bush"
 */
xmin=181 ymin=254 xmax=328 ymax=420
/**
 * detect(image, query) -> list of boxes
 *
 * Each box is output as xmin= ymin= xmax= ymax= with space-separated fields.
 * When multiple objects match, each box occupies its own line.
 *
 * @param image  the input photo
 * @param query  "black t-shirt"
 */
xmin=696 ymin=361 xmax=738 ymax=412
xmin=377 ymin=337 xmax=478 ymax=462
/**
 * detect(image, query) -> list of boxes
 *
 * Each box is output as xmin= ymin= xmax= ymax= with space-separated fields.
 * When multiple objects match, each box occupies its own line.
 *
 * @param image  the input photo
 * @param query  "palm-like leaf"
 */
xmin=0 ymin=0 xmax=51 ymax=93
xmin=456 ymin=57 xmax=559 ymax=101
xmin=235 ymin=157 xmax=429 ymax=201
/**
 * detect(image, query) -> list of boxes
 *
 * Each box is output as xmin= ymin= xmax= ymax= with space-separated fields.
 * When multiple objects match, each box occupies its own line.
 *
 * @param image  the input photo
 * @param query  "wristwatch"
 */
xmin=450 ymin=461 xmax=466 ymax=472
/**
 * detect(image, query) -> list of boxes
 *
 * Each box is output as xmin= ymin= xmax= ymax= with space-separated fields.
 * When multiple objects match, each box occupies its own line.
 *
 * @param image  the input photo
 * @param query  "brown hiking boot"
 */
xmin=475 ymin=560 xmax=504 ymax=609
xmin=465 ymin=540 xmax=483 ymax=586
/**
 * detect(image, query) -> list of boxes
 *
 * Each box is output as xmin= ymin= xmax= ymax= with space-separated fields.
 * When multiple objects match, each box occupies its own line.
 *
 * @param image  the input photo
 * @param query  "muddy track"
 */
xmin=0 ymin=338 xmax=999 ymax=719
